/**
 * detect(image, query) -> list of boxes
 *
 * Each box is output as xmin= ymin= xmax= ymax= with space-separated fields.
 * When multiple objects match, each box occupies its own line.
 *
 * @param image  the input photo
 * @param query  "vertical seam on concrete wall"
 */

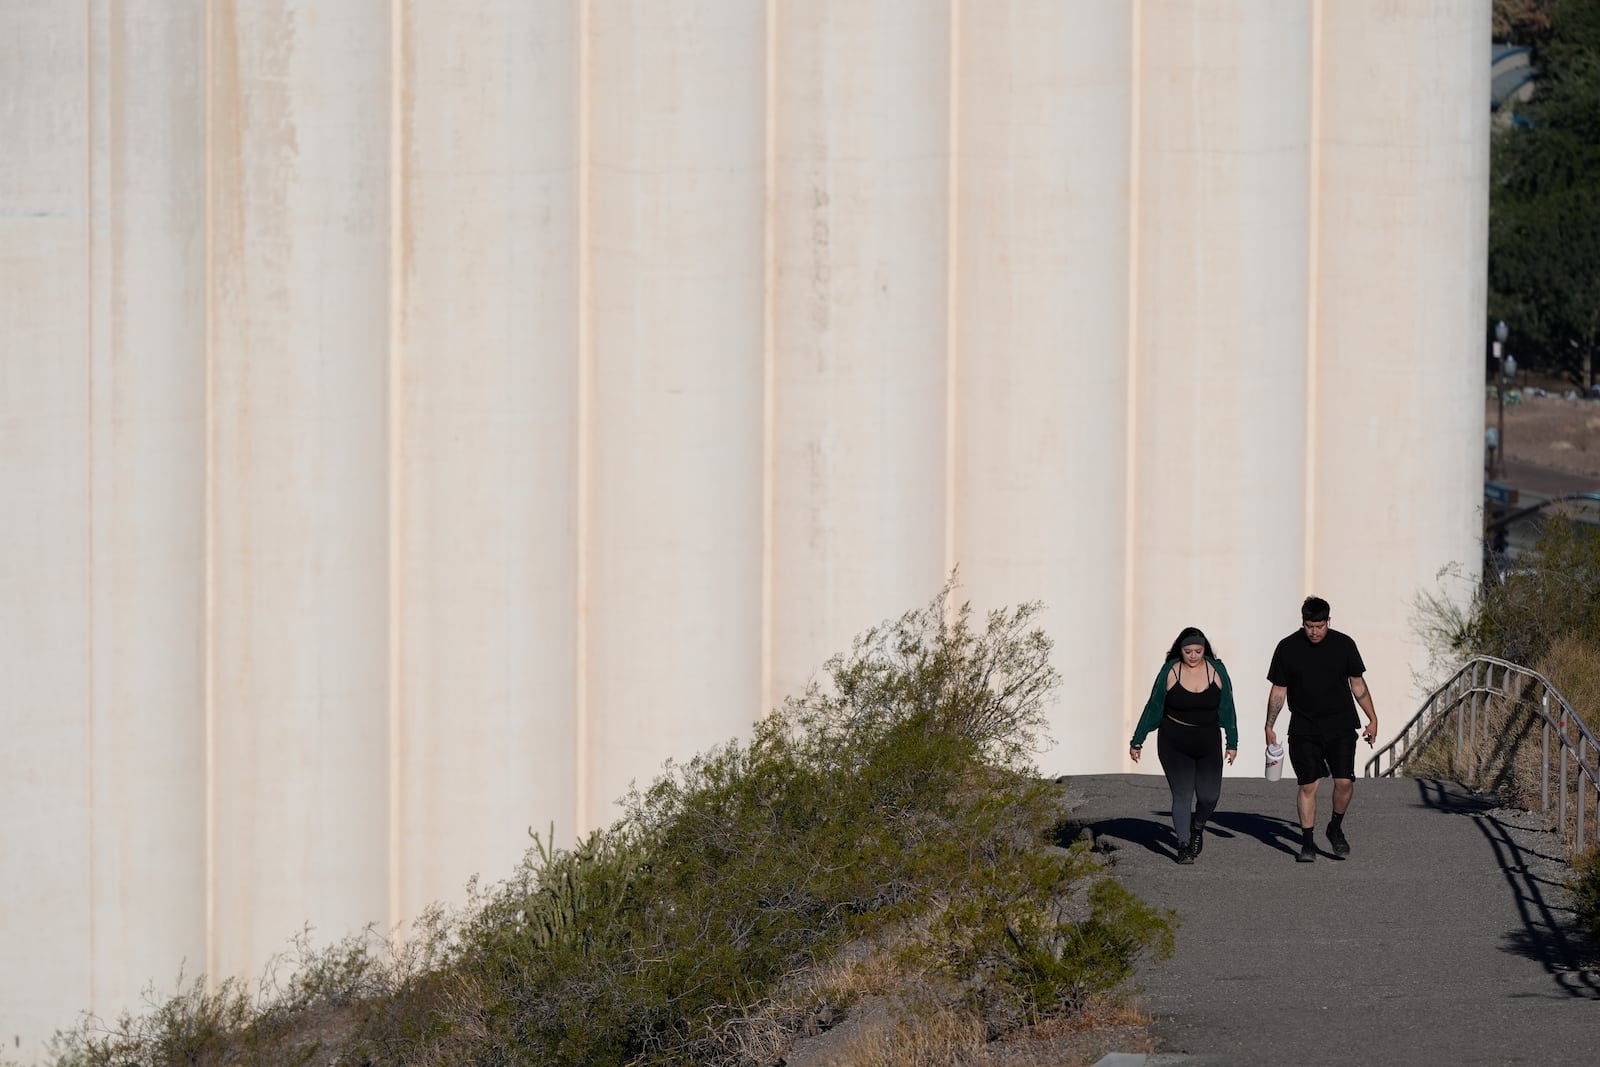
xmin=202 ymin=0 xmax=217 ymax=984
xmin=84 ymin=0 xmax=97 ymax=1001
xmin=1121 ymin=0 xmax=1143 ymax=759
xmin=1304 ymin=0 xmax=1323 ymax=593
xmin=761 ymin=0 xmax=777 ymax=715
xmin=575 ymin=0 xmax=593 ymax=836
xmin=944 ymin=0 xmax=961 ymax=589
xmin=386 ymin=0 xmax=406 ymax=932
xmin=943 ymin=0 xmax=960 ymax=587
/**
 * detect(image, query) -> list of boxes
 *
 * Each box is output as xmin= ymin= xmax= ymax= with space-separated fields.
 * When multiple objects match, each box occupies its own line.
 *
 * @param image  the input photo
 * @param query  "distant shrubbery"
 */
xmin=1414 ymin=514 xmax=1600 ymax=940
xmin=49 ymin=585 xmax=1173 ymax=1067
xmin=1570 ymin=846 xmax=1600 ymax=943
xmin=1476 ymin=516 xmax=1600 ymax=670
xmin=1418 ymin=513 xmax=1600 ymax=734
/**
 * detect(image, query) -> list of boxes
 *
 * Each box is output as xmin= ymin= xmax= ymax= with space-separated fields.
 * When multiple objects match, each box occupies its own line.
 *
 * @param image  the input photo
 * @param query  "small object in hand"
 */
xmin=1264 ymin=742 xmax=1285 ymax=782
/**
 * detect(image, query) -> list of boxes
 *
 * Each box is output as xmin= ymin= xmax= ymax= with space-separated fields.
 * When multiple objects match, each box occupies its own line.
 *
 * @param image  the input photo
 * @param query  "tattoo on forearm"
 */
xmin=1266 ymin=691 xmax=1284 ymax=730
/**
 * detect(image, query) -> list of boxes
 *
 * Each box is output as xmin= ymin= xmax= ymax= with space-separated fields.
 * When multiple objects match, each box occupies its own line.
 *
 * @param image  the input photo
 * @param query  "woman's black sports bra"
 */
xmin=1164 ymin=664 xmax=1222 ymax=726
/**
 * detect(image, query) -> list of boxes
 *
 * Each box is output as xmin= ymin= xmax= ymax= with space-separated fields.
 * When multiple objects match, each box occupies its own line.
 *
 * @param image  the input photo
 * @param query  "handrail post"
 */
xmin=1471 ymin=662 xmax=1482 ymax=776
xmin=1561 ymin=734 xmax=1570 ymax=839
xmin=1541 ymin=693 xmax=1550 ymax=813
xmin=1380 ymin=659 xmax=1599 ymax=854
xmin=1579 ymin=735 xmax=1587 ymax=847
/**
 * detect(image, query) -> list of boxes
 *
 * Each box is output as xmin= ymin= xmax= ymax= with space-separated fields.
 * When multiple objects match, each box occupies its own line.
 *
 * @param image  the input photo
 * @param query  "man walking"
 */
xmin=1264 ymin=596 xmax=1379 ymax=862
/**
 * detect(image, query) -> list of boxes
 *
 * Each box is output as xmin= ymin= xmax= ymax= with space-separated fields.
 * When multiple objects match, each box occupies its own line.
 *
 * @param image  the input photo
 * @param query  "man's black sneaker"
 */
xmin=1296 ymin=841 xmax=1317 ymax=863
xmin=1327 ymin=824 xmax=1351 ymax=857
xmin=1189 ymin=827 xmax=1205 ymax=858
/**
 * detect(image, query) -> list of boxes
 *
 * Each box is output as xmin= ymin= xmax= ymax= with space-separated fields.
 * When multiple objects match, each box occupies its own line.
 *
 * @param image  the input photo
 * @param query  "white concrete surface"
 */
xmin=2 ymin=2 xmax=96 ymax=1052
xmin=1131 ymin=0 xmax=1313 ymax=738
xmin=952 ymin=0 xmax=1134 ymax=767
xmin=586 ymin=0 xmax=767 ymax=824
xmin=0 ymin=1 xmax=1489 ymax=1058
xmin=205 ymin=0 xmax=393 ymax=986
xmin=86 ymin=0 xmax=209 ymax=1027
xmin=394 ymin=0 xmax=583 ymax=929
xmin=767 ymin=0 xmax=953 ymax=711
xmin=1312 ymin=0 xmax=1490 ymax=713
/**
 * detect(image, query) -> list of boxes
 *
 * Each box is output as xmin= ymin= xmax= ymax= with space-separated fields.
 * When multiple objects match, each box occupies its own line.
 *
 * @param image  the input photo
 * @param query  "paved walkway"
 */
xmin=1065 ymin=773 xmax=1600 ymax=1065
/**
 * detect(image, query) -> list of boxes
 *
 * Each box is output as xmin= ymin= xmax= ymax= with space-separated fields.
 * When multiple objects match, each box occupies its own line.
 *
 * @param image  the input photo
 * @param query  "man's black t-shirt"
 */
xmin=1267 ymin=628 xmax=1366 ymax=739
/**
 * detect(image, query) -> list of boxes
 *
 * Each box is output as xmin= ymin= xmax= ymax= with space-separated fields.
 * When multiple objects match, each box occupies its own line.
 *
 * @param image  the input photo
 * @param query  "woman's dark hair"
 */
xmin=1165 ymin=626 xmax=1215 ymax=662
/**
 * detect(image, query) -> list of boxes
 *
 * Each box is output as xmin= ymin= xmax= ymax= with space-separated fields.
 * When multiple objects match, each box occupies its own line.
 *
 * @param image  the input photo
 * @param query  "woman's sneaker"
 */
xmin=1189 ymin=827 xmax=1205 ymax=858
xmin=1327 ymin=823 xmax=1351 ymax=857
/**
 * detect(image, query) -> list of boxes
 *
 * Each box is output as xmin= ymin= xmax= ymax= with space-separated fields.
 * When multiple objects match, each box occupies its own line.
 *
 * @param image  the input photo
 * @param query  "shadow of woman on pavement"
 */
xmin=1084 ymin=815 xmax=1185 ymax=861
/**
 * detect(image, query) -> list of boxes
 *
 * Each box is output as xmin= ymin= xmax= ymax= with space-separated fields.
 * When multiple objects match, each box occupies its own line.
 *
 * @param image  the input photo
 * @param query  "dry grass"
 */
xmin=1404 ymin=679 xmax=1549 ymax=808
xmin=781 ymin=993 xmax=1154 ymax=1067
xmin=1541 ymin=636 xmax=1600 ymax=737
xmin=746 ymin=908 xmax=1160 ymax=1067
xmin=1407 ymin=638 xmax=1600 ymax=853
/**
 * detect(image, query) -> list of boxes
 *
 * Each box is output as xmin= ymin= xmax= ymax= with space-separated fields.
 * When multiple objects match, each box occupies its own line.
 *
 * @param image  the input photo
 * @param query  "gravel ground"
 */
xmin=1491 ymin=381 xmax=1600 ymax=479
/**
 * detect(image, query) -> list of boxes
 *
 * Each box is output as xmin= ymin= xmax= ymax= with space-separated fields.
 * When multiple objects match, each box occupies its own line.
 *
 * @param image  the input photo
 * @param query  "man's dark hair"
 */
xmin=1301 ymin=596 xmax=1331 ymax=622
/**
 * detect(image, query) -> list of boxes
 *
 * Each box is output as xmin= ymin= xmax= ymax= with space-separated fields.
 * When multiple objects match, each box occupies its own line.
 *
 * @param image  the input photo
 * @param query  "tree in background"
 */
xmin=1490 ymin=0 xmax=1600 ymax=390
xmin=1494 ymin=0 xmax=1554 ymax=43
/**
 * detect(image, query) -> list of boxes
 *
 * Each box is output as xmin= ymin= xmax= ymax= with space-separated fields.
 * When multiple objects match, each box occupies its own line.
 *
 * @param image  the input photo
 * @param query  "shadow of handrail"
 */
xmin=1416 ymin=779 xmax=1600 ymax=999
xmin=1370 ymin=657 xmax=1600 ymax=856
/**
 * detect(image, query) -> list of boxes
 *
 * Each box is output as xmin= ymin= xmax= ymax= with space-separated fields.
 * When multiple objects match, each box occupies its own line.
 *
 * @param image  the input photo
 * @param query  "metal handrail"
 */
xmin=1365 ymin=655 xmax=1600 ymax=853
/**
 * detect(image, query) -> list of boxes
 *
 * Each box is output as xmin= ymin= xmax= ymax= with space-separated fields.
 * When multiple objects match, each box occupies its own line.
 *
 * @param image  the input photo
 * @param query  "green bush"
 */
xmin=1569 ymin=846 xmax=1600 ymax=943
xmin=1412 ymin=516 xmax=1600 ymax=803
xmin=48 ymin=583 xmax=1174 ymax=1067
xmin=1431 ymin=514 xmax=1600 ymax=667
xmin=448 ymin=585 xmax=1173 ymax=1065
xmin=49 ymin=975 xmax=258 ymax=1067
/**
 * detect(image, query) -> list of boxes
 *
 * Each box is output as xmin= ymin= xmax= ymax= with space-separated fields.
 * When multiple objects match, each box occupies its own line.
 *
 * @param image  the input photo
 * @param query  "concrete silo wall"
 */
xmin=953 ymin=0 xmax=1134 ymax=760
xmin=1132 ymin=0 xmax=1315 ymax=740
xmin=1312 ymin=1 xmax=1490 ymax=702
xmin=0 ymin=0 xmax=1487 ymax=1056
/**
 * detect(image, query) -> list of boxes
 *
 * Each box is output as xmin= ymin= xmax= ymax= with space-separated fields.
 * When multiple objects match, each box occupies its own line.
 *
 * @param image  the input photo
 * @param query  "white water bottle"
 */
xmin=1264 ymin=742 xmax=1285 ymax=782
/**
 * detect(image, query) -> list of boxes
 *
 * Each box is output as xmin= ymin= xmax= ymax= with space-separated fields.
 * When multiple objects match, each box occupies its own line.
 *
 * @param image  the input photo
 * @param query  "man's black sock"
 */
xmin=1330 ymin=811 xmax=1345 ymax=831
xmin=1301 ymin=826 xmax=1316 ymax=846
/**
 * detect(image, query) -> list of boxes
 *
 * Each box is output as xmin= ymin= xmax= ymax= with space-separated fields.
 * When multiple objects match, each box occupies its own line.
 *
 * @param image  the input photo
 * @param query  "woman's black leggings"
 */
xmin=1157 ymin=717 xmax=1224 ymax=843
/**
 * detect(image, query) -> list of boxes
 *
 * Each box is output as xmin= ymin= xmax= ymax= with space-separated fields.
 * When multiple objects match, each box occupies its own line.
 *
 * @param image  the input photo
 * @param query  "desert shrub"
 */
xmin=1410 ymin=516 xmax=1600 ymax=803
xmin=1570 ymin=846 xmax=1600 ymax=943
xmin=47 ymin=583 xmax=1174 ymax=1067
xmin=922 ymin=865 xmax=1175 ymax=1040
xmin=455 ymin=585 xmax=1172 ymax=1065
xmin=1471 ymin=514 xmax=1600 ymax=666
xmin=50 ymin=922 xmax=461 ymax=1067
xmin=1538 ymin=633 xmax=1600 ymax=738
xmin=49 ymin=975 xmax=258 ymax=1067
xmin=1400 ymin=680 xmax=1549 ymax=807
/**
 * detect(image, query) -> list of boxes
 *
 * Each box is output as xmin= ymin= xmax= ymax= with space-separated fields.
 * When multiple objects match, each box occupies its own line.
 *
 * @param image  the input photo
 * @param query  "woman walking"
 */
xmin=1129 ymin=627 xmax=1238 ymax=863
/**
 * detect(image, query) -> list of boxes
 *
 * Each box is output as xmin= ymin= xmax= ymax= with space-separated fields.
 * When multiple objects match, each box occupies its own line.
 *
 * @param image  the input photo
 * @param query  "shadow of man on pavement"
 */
xmin=1205 ymin=809 xmax=1303 ymax=859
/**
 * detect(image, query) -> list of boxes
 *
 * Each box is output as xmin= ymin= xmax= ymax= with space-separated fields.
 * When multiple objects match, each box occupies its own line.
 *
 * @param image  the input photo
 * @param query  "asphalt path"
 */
xmin=1064 ymin=773 xmax=1600 ymax=1065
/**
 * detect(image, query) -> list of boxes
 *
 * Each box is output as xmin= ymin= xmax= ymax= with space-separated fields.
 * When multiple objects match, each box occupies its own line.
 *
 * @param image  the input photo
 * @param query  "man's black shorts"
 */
xmin=1288 ymin=731 xmax=1358 ymax=784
